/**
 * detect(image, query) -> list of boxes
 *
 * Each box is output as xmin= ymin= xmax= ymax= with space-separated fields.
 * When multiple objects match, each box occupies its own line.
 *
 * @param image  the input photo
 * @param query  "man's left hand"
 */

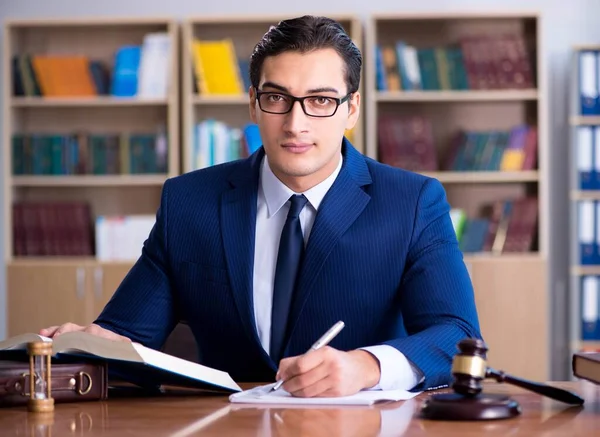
xmin=276 ymin=347 xmax=381 ymax=397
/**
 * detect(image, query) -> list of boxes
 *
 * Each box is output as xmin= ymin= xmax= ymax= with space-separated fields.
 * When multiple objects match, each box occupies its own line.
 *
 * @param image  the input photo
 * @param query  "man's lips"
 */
xmin=282 ymin=143 xmax=313 ymax=153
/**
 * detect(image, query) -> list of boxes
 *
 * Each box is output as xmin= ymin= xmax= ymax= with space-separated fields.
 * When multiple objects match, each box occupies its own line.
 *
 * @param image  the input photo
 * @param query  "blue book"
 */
xmin=111 ymin=45 xmax=141 ymax=97
xmin=579 ymin=200 xmax=596 ymax=265
xmin=579 ymin=50 xmax=600 ymax=115
xmin=577 ymin=126 xmax=595 ymax=189
xmin=581 ymin=276 xmax=600 ymax=340
xmin=243 ymin=124 xmax=262 ymax=154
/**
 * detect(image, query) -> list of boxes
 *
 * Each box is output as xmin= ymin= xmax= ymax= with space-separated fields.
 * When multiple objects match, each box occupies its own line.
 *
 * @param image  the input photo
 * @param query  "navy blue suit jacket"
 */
xmin=95 ymin=139 xmax=481 ymax=391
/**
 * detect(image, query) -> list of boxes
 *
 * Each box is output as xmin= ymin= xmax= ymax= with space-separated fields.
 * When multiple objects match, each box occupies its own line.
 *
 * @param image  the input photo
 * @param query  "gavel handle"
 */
xmin=486 ymin=368 xmax=584 ymax=405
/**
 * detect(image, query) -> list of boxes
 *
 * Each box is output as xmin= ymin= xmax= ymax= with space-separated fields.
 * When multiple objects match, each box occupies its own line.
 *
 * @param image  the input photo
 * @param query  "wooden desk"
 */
xmin=1 ymin=381 xmax=599 ymax=436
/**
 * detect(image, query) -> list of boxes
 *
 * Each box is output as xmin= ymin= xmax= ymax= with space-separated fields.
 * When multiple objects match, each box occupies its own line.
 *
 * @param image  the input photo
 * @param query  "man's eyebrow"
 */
xmin=306 ymin=86 xmax=340 ymax=94
xmin=260 ymin=82 xmax=340 ymax=95
xmin=260 ymin=82 xmax=288 ymax=92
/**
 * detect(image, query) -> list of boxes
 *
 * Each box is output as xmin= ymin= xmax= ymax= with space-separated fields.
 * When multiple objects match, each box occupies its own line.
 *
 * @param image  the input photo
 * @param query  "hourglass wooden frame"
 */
xmin=27 ymin=341 xmax=54 ymax=413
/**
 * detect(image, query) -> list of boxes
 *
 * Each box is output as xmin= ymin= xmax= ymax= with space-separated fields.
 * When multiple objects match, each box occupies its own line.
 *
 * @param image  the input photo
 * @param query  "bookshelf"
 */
xmin=3 ymin=17 xmax=179 ymax=336
xmin=568 ymin=45 xmax=600 ymax=363
xmin=365 ymin=12 xmax=548 ymax=381
xmin=181 ymin=14 xmax=364 ymax=174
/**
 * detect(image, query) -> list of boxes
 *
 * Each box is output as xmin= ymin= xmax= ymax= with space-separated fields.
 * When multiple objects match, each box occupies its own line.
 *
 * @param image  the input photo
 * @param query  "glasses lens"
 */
xmin=259 ymin=93 xmax=291 ymax=114
xmin=303 ymin=96 xmax=338 ymax=116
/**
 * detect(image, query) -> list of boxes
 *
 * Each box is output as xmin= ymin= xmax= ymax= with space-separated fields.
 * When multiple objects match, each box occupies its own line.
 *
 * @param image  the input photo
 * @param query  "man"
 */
xmin=41 ymin=15 xmax=481 ymax=397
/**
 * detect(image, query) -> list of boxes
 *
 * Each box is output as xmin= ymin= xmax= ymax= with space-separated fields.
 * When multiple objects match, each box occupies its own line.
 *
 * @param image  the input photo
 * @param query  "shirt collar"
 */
xmin=260 ymin=153 xmax=343 ymax=218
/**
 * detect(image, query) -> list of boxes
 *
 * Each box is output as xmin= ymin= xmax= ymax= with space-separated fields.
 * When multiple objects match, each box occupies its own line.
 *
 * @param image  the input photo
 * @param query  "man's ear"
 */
xmin=249 ymin=86 xmax=258 ymax=123
xmin=345 ymin=91 xmax=360 ymax=131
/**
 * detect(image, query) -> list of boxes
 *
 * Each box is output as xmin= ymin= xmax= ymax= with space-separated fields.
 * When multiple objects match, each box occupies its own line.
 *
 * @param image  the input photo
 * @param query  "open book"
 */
xmin=0 ymin=332 xmax=241 ymax=393
xmin=229 ymin=382 xmax=420 ymax=406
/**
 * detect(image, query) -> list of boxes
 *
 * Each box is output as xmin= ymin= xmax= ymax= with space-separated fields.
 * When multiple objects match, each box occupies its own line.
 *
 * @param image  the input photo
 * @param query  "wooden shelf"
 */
xmin=572 ymin=44 xmax=600 ymax=51
xmin=11 ymin=96 xmax=168 ymax=108
xmin=11 ymin=175 xmax=168 ymax=187
xmin=463 ymin=253 xmax=543 ymax=263
xmin=570 ymin=190 xmax=600 ymax=200
xmin=571 ymin=266 xmax=600 ymax=276
xmin=570 ymin=116 xmax=600 ymax=126
xmin=193 ymin=94 xmax=249 ymax=105
xmin=371 ymin=11 xmax=540 ymax=20
xmin=6 ymin=17 xmax=177 ymax=27
xmin=420 ymin=171 xmax=539 ymax=183
xmin=376 ymin=90 xmax=538 ymax=102
xmin=571 ymin=340 xmax=600 ymax=351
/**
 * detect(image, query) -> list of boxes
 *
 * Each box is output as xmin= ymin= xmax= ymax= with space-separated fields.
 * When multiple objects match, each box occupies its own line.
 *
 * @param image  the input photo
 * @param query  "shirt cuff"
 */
xmin=360 ymin=345 xmax=424 ymax=391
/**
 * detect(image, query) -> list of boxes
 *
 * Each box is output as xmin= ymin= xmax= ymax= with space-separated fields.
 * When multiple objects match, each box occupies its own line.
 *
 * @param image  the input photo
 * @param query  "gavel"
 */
xmin=421 ymin=338 xmax=584 ymax=421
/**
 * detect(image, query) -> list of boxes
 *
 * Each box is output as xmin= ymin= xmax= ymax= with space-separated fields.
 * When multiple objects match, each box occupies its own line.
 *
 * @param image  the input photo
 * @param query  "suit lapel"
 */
xmin=221 ymin=149 xmax=266 ymax=357
xmin=285 ymin=141 xmax=372 ymax=348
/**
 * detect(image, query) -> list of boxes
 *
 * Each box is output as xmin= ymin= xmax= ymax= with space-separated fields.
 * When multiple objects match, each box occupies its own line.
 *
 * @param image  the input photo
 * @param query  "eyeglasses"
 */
xmin=255 ymin=89 xmax=352 ymax=117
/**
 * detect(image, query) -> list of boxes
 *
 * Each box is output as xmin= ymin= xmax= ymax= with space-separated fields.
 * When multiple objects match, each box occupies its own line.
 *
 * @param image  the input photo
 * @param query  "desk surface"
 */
xmin=1 ymin=381 xmax=599 ymax=436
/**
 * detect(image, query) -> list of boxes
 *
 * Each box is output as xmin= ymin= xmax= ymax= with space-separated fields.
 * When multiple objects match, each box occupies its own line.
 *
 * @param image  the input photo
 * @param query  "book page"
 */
xmin=52 ymin=332 xmax=142 ymax=363
xmin=229 ymin=383 xmax=420 ymax=406
xmin=0 ymin=333 xmax=49 ymax=350
xmin=133 ymin=343 xmax=241 ymax=392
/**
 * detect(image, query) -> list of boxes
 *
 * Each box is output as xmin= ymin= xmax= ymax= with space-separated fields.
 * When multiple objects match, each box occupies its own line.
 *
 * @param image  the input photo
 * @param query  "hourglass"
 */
xmin=27 ymin=341 xmax=54 ymax=413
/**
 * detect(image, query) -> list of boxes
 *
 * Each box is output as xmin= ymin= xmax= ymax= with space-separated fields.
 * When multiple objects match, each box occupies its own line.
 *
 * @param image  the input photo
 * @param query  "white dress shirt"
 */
xmin=252 ymin=153 xmax=422 ymax=391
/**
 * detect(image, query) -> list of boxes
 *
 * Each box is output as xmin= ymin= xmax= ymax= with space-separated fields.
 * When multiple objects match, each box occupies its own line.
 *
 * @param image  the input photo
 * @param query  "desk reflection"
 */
xmin=5 ymin=398 xmax=416 ymax=437
xmin=249 ymin=399 xmax=415 ymax=437
xmin=172 ymin=399 xmax=416 ymax=437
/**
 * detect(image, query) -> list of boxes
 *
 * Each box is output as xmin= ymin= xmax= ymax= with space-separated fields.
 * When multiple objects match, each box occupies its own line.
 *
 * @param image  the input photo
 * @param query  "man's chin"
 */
xmin=279 ymin=166 xmax=317 ymax=178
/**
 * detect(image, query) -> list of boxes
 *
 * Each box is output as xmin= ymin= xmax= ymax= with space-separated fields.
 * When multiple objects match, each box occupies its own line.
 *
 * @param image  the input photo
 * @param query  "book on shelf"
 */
xmin=577 ymin=200 xmax=600 ymax=265
xmin=378 ymin=115 xmax=438 ymax=171
xmin=95 ymin=215 xmax=155 ymax=262
xmin=12 ymin=129 xmax=168 ymax=176
xmin=12 ymin=201 xmax=93 ymax=257
xmin=0 ymin=331 xmax=241 ymax=394
xmin=575 ymin=125 xmax=600 ymax=190
xmin=450 ymin=196 xmax=539 ymax=255
xmin=191 ymin=121 xmax=264 ymax=170
xmin=443 ymin=124 xmax=538 ymax=172
xmin=377 ymin=115 xmax=538 ymax=173
xmin=375 ymin=32 xmax=535 ymax=92
xmin=580 ymin=275 xmax=600 ymax=341
xmin=191 ymin=38 xmax=248 ymax=95
xmin=577 ymin=50 xmax=600 ymax=115
xmin=12 ymin=31 xmax=171 ymax=99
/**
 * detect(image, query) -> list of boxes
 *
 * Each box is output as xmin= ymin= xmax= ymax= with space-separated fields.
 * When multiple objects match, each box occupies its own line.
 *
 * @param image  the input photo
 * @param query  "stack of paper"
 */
xmin=229 ymin=382 xmax=420 ymax=406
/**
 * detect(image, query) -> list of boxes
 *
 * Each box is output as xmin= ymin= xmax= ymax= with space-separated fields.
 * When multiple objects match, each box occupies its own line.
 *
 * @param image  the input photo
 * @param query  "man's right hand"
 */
xmin=39 ymin=323 xmax=131 ymax=342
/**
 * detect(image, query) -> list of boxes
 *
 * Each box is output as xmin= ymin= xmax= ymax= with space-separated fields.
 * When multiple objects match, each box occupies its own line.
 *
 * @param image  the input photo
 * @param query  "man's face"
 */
xmin=249 ymin=48 xmax=360 ymax=191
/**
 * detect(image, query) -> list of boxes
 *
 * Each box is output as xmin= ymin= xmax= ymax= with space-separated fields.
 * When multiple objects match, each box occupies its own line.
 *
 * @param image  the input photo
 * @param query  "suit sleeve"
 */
xmin=384 ymin=177 xmax=482 ymax=391
xmin=94 ymin=179 xmax=177 ymax=350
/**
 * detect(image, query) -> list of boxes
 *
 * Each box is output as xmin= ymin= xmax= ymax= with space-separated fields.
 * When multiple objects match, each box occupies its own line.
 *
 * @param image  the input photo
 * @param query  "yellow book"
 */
xmin=191 ymin=38 xmax=243 ymax=95
xmin=500 ymin=149 xmax=525 ymax=171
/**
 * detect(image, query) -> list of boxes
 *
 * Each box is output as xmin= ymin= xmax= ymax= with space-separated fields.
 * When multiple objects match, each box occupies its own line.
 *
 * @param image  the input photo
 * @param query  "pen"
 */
xmin=271 ymin=320 xmax=345 ymax=392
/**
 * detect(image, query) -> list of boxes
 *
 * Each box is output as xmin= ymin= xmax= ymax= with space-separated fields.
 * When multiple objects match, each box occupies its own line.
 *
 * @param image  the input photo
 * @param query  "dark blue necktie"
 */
xmin=270 ymin=194 xmax=308 ymax=362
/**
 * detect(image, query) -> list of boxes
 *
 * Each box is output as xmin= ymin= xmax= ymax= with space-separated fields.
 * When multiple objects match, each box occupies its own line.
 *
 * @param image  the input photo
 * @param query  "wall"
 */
xmin=1 ymin=0 xmax=599 ymax=379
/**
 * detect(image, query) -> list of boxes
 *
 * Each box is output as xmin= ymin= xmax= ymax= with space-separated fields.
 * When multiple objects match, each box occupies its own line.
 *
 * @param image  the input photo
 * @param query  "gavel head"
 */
xmin=450 ymin=338 xmax=489 ymax=397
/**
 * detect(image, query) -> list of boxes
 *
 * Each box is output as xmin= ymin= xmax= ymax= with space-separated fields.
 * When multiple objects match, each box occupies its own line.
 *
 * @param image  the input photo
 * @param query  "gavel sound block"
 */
xmin=420 ymin=338 xmax=584 ymax=421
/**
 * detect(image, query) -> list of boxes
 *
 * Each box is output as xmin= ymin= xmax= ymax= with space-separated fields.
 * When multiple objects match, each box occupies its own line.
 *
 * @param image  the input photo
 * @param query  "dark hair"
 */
xmin=249 ymin=15 xmax=362 ymax=94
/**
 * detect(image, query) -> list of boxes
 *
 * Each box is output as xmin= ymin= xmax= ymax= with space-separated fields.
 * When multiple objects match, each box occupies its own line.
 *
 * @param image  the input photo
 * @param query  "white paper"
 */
xmin=229 ymin=382 xmax=420 ymax=406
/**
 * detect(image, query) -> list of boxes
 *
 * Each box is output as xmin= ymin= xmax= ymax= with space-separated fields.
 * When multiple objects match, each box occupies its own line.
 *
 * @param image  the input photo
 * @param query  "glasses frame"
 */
xmin=254 ymin=88 xmax=352 ymax=118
